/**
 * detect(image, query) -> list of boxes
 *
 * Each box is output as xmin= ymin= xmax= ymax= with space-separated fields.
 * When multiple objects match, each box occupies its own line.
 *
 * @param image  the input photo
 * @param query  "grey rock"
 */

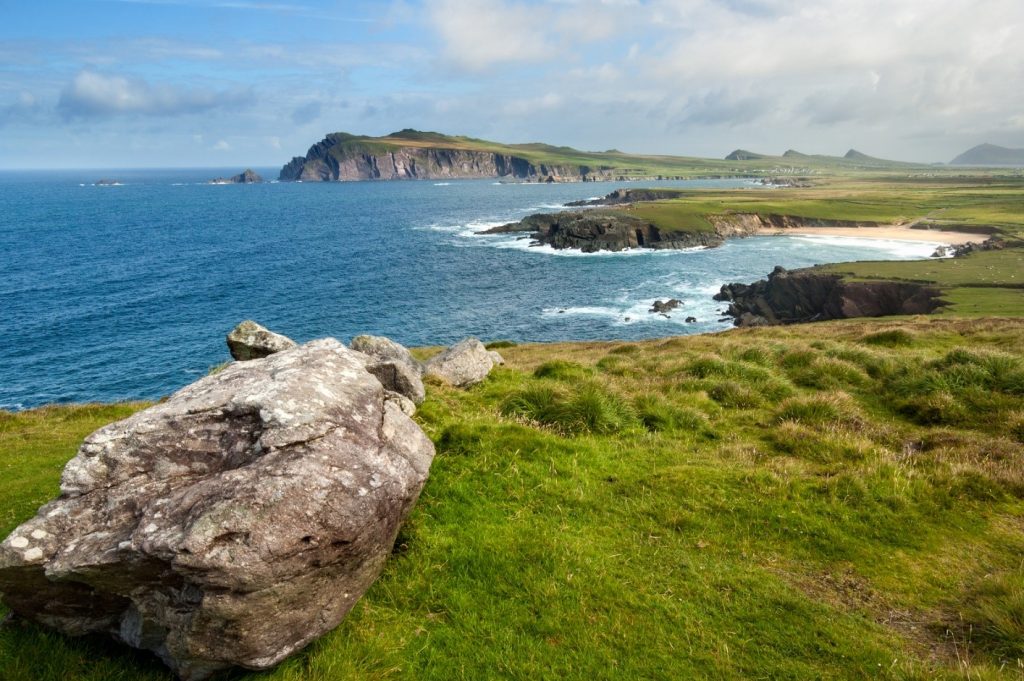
xmin=384 ymin=390 xmax=417 ymax=416
xmin=487 ymin=350 xmax=505 ymax=366
xmin=226 ymin=320 xmax=297 ymax=360
xmin=650 ymin=299 xmax=681 ymax=314
xmin=209 ymin=169 xmax=263 ymax=184
xmin=366 ymin=360 xmax=425 ymax=405
xmin=350 ymin=335 xmax=421 ymax=375
xmin=424 ymin=338 xmax=494 ymax=387
xmin=0 ymin=339 xmax=434 ymax=680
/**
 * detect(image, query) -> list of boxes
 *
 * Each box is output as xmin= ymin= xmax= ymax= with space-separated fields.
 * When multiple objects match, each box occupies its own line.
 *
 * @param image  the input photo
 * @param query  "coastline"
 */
xmin=753 ymin=225 xmax=980 ymax=245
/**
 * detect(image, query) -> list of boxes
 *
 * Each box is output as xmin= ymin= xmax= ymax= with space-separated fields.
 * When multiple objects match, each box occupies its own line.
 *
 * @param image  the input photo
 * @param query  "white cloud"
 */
xmin=213 ymin=139 xmax=231 ymax=150
xmin=57 ymin=70 xmax=254 ymax=119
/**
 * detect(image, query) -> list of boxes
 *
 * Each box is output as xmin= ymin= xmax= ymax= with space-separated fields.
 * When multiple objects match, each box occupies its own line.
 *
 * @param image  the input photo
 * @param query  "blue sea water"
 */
xmin=0 ymin=169 xmax=947 ymax=409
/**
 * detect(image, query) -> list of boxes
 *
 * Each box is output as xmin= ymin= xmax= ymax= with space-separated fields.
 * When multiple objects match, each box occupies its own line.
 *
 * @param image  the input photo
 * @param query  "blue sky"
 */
xmin=2 ymin=0 xmax=1022 ymax=168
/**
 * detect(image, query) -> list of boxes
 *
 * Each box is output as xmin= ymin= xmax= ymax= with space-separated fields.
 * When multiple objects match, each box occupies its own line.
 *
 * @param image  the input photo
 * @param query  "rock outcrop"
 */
xmin=715 ymin=266 xmax=945 ymax=326
xmin=566 ymin=188 xmax=687 ymax=207
xmin=226 ymin=320 xmax=297 ymax=360
xmin=482 ymin=212 xmax=723 ymax=252
xmin=210 ymin=169 xmax=263 ymax=184
xmin=366 ymin=360 xmax=426 ymax=406
xmin=650 ymin=299 xmax=681 ymax=314
xmin=350 ymin=335 xmax=422 ymax=376
xmin=424 ymin=338 xmax=495 ymax=387
xmin=279 ymin=132 xmax=599 ymax=182
xmin=0 ymin=339 xmax=435 ymax=680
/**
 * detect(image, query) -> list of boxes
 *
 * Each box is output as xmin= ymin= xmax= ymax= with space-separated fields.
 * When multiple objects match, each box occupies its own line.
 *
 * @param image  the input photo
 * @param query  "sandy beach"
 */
xmin=754 ymin=226 xmax=982 ymax=245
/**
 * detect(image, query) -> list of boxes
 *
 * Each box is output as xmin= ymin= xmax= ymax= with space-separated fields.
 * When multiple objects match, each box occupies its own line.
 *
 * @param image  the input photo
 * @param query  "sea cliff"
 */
xmin=279 ymin=132 xmax=608 ymax=182
xmin=714 ymin=266 xmax=945 ymax=326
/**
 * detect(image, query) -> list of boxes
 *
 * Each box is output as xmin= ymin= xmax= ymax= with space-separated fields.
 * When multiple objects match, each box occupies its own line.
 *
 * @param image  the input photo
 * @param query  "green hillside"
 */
xmin=2 ymin=319 xmax=1023 ymax=679
xmin=293 ymin=130 xmax=953 ymax=179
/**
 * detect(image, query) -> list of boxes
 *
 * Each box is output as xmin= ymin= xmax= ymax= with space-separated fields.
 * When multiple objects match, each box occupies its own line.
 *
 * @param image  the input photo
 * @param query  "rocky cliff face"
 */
xmin=279 ymin=134 xmax=605 ymax=182
xmin=715 ymin=266 xmax=945 ymax=326
xmin=706 ymin=213 xmax=883 ymax=235
xmin=483 ymin=211 xmax=723 ymax=252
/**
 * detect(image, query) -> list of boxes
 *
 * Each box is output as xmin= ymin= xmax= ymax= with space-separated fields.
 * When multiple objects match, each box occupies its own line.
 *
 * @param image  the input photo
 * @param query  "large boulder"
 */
xmin=0 ymin=339 xmax=435 ymax=680
xmin=226 ymin=320 xmax=297 ymax=360
xmin=424 ymin=338 xmax=495 ymax=387
xmin=350 ymin=335 xmax=422 ymax=375
xmin=366 ymin=360 xmax=426 ymax=405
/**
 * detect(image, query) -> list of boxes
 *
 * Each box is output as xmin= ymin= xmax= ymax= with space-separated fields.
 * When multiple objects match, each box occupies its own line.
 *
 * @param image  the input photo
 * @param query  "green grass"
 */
xmin=2 ymin=319 xmax=1024 ymax=679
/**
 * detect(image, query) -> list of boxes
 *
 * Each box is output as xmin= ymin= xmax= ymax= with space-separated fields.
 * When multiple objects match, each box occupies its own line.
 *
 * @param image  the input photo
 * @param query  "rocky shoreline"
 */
xmin=482 ymin=211 xmax=725 ymax=252
xmin=713 ymin=266 xmax=946 ymax=326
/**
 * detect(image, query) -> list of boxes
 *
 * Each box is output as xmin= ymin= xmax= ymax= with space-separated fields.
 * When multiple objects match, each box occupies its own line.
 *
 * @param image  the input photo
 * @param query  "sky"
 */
xmin=1 ymin=0 xmax=1022 ymax=168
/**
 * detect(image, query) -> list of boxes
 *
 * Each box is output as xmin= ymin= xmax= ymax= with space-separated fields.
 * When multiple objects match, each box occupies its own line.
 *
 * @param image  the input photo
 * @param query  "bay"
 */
xmin=0 ymin=169 xmax=942 ymax=409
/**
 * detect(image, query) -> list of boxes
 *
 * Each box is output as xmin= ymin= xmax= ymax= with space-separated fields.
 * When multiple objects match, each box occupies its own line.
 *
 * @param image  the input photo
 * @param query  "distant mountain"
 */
xmin=782 ymin=149 xmax=809 ymax=158
xmin=724 ymin=149 xmax=766 ymax=161
xmin=950 ymin=143 xmax=1024 ymax=166
xmin=844 ymin=149 xmax=878 ymax=162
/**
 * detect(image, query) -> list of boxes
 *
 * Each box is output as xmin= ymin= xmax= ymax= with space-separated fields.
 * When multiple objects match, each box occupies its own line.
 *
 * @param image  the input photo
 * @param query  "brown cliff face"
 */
xmin=278 ymin=135 xmax=604 ymax=182
xmin=715 ymin=266 xmax=946 ymax=326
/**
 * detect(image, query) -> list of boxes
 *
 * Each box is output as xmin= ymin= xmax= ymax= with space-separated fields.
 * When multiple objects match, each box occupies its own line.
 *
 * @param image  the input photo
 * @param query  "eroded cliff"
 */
xmin=279 ymin=133 xmax=607 ymax=182
xmin=715 ymin=266 xmax=946 ymax=326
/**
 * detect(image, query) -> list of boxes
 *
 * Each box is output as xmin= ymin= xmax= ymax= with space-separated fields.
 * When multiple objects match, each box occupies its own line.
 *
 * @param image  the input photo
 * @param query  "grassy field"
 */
xmin=2 ymin=319 xmax=1023 ymax=680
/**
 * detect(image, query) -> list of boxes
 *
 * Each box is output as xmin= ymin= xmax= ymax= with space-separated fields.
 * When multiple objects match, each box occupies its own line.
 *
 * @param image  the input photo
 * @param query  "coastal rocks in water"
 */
xmin=650 ymin=299 xmax=682 ymax=314
xmin=226 ymin=320 xmax=297 ymax=360
xmin=365 ymin=360 xmax=425 ymax=405
xmin=209 ymin=169 xmax=263 ymax=184
xmin=94 ymin=178 xmax=122 ymax=186
xmin=566 ymin=188 xmax=687 ymax=207
xmin=350 ymin=335 xmax=422 ymax=376
xmin=424 ymin=338 xmax=495 ymax=387
xmin=685 ymin=316 xmax=697 ymax=323
xmin=716 ymin=266 xmax=945 ymax=326
xmin=0 ymin=339 xmax=435 ymax=680
xmin=483 ymin=211 xmax=723 ymax=253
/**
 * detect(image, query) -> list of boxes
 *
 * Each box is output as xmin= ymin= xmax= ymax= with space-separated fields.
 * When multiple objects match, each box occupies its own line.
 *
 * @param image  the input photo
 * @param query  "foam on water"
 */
xmin=790 ymin=234 xmax=942 ymax=259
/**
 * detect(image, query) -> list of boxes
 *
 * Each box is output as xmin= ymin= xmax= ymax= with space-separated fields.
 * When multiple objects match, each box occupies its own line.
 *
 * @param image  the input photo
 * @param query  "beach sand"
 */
xmin=754 ymin=226 xmax=982 ymax=245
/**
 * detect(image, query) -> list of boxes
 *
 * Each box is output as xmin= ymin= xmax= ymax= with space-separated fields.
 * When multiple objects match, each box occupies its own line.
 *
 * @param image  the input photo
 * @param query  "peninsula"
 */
xmin=277 ymin=129 xmax=943 ymax=183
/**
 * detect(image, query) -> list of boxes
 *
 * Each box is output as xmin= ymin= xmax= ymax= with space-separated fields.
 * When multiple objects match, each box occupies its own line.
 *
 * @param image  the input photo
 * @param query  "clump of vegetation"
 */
xmin=485 ymin=340 xmax=517 ymax=350
xmin=957 ymin=570 xmax=1024 ymax=663
xmin=707 ymin=380 xmax=761 ymax=408
xmin=860 ymin=329 xmax=915 ymax=347
xmin=533 ymin=360 xmax=594 ymax=381
xmin=501 ymin=381 xmax=636 ymax=435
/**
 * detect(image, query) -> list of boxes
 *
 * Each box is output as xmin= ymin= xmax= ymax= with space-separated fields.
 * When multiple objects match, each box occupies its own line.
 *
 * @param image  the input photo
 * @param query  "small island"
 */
xmin=209 ymin=169 xmax=263 ymax=184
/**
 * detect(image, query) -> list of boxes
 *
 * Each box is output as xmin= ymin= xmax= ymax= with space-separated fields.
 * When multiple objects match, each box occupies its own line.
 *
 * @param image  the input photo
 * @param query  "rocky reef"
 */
xmin=279 ymin=132 xmax=605 ymax=182
xmin=482 ymin=211 xmax=723 ymax=252
xmin=715 ymin=266 xmax=946 ymax=326
xmin=209 ymin=169 xmax=263 ymax=184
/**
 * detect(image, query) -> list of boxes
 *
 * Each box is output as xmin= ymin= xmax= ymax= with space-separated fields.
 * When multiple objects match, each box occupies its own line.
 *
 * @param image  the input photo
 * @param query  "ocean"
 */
xmin=0 ymin=169 xmax=946 ymax=409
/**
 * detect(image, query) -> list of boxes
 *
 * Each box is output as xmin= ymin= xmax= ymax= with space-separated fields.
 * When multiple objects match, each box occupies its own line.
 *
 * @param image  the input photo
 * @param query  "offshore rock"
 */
xmin=0 ymin=339 xmax=435 ymax=680
xmin=209 ymin=169 xmax=263 ymax=184
xmin=350 ymin=335 xmax=422 ymax=376
xmin=226 ymin=320 xmax=297 ymax=360
xmin=424 ymin=338 xmax=495 ymax=387
xmin=650 ymin=299 xmax=682 ymax=314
